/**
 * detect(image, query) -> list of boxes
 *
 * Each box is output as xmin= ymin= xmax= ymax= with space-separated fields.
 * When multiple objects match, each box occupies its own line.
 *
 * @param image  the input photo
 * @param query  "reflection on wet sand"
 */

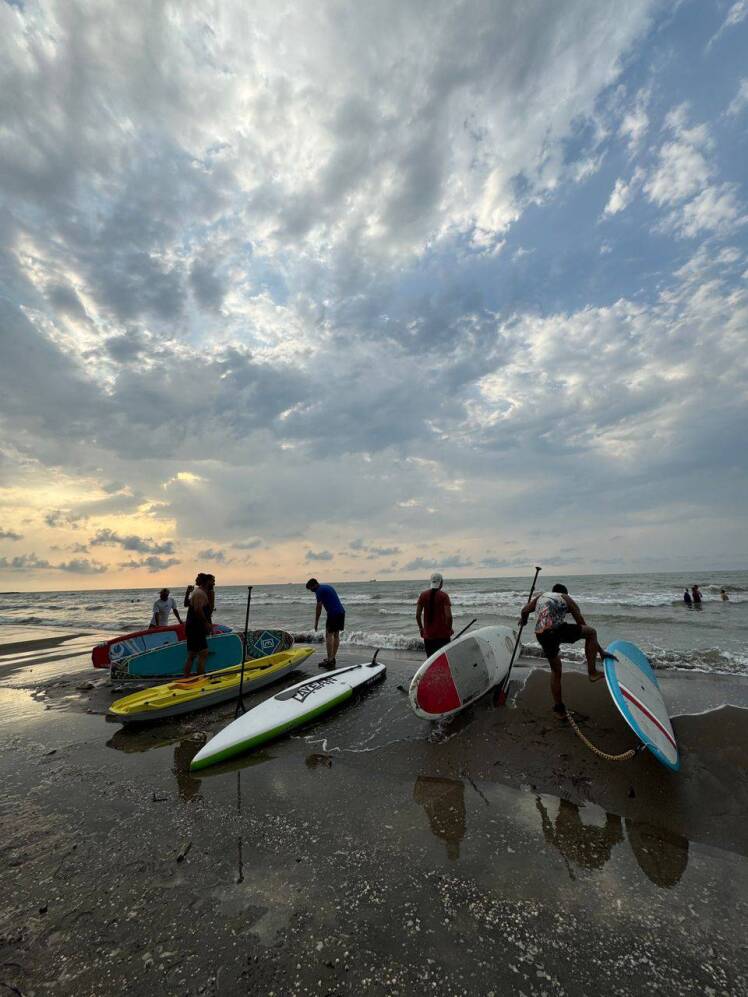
xmin=413 ymin=775 xmax=466 ymax=861
xmin=536 ymin=796 xmax=623 ymax=878
xmin=172 ymin=738 xmax=203 ymax=802
xmin=626 ymin=818 xmax=689 ymax=888
xmin=536 ymin=795 xmax=690 ymax=888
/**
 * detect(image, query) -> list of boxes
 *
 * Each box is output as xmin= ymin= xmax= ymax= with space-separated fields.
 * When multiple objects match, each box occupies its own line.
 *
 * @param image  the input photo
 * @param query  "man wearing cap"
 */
xmin=416 ymin=572 xmax=453 ymax=657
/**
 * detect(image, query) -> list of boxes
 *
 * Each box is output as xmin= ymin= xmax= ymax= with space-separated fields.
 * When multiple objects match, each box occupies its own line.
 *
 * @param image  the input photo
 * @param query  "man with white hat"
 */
xmin=416 ymin=572 xmax=453 ymax=657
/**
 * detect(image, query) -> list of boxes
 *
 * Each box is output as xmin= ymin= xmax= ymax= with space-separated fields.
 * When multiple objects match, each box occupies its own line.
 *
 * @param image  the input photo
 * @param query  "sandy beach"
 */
xmin=2 ymin=626 xmax=748 ymax=996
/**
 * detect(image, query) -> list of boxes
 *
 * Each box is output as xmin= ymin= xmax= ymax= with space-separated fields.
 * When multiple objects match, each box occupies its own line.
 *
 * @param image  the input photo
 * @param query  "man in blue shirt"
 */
xmin=306 ymin=578 xmax=345 ymax=669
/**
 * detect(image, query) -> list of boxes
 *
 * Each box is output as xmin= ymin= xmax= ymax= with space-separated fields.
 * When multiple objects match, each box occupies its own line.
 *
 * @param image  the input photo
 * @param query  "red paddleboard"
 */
xmin=409 ymin=625 xmax=515 ymax=720
xmin=91 ymin=624 xmax=231 ymax=668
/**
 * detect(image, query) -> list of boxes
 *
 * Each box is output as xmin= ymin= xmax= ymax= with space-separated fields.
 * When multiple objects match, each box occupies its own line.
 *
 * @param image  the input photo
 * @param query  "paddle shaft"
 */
xmin=452 ymin=617 xmax=477 ymax=641
xmin=236 ymin=586 xmax=253 ymax=716
xmin=497 ymin=566 xmax=542 ymax=705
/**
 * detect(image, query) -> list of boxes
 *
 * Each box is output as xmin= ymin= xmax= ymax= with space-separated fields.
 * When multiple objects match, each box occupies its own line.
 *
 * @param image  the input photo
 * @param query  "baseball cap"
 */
xmin=429 ymin=572 xmax=443 ymax=589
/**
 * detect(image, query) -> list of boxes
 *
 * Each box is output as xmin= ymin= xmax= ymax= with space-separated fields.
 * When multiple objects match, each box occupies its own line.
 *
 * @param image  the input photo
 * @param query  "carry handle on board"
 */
xmin=496 ymin=566 xmax=542 ymax=706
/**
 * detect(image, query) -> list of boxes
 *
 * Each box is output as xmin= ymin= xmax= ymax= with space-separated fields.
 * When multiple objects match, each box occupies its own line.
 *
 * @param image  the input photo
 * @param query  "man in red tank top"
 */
xmin=416 ymin=572 xmax=453 ymax=657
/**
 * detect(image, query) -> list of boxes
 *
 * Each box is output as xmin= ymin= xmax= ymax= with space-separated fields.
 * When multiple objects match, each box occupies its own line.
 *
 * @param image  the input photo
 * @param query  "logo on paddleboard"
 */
xmin=291 ymin=675 xmax=338 ymax=703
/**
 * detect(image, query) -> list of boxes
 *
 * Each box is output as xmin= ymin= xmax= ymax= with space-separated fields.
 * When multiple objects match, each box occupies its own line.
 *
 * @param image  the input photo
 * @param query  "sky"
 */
xmin=0 ymin=0 xmax=747 ymax=590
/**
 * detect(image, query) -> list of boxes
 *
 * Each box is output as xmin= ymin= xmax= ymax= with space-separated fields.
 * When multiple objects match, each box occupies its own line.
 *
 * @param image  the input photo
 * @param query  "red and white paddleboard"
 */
xmin=91 ymin=623 xmax=232 ymax=668
xmin=409 ymin=625 xmax=516 ymax=720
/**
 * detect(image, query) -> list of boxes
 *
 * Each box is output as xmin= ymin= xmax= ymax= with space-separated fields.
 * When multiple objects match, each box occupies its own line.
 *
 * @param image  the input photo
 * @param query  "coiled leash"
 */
xmin=564 ymin=708 xmax=643 ymax=763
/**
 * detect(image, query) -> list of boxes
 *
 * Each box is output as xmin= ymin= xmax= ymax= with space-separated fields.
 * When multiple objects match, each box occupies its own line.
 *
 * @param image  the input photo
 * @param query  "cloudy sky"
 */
xmin=1 ymin=0 xmax=746 ymax=590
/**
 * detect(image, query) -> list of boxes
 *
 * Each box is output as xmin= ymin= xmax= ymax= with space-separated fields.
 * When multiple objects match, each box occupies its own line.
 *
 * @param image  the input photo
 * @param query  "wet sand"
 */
xmin=1 ymin=628 xmax=748 ymax=995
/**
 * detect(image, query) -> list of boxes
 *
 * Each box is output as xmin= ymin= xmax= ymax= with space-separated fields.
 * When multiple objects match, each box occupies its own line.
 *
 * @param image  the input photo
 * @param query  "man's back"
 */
xmin=315 ymin=583 xmax=344 ymax=615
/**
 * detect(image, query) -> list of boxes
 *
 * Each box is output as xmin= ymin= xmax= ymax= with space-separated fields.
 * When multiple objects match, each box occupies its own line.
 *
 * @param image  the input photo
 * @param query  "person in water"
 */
xmin=683 ymin=588 xmax=692 ymax=607
xmin=721 ymin=588 xmax=729 ymax=602
xmin=149 ymin=587 xmax=182 ymax=628
xmin=691 ymin=584 xmax=702 ymax=606
xmin=519 ymin=583 xmax=614 ymax=714
xmin=183 ymin=573 xmax=213 ymax=677
xmin=306 ymin=578 xmax=345 ymax=669
xmin=416 ymin=572 xmax=453 ymax=657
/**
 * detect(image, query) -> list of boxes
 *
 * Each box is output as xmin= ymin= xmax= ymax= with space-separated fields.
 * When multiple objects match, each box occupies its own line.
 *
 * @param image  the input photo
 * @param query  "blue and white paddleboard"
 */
xmin=112 ymin=632 xmax=245 ymax=680
xmin=604 ymin=640 xmax=679 ymax=771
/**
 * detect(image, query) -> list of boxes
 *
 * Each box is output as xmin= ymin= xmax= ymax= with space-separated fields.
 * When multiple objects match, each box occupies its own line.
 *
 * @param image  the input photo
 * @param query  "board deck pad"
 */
xmin=409 ymin=626 xmax=515 ymax=720
xmin=604 ymin=639 xmax=679 ymax=771
xmin=243 ymin=629 xmax=293 ymax=659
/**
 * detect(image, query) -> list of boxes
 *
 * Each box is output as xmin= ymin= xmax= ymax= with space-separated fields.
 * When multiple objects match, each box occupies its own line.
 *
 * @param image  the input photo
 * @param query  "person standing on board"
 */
xmin=306 ymin=578 xmax=345 ymax=669
xmin=149 ymin=587 xmax=182 ymax=628
xmin=519 ymin=583 xmax=613 ymax=715
xmin=183 ymin=573 xmax=213 ymax=677
xmin=683 ymin=588 xmax=692 ymax=607
xmin=416 ymin=572 xmax=453 ymax=657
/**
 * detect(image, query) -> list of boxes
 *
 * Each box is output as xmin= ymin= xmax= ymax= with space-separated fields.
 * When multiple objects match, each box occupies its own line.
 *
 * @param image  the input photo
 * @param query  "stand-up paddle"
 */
xmin=452 ymin=618 xmax=477 ymax=641
xmin=235 ymin=586 xmax=253 ymax=717
xmin=496 ymin=566 xmax=541 ymax=706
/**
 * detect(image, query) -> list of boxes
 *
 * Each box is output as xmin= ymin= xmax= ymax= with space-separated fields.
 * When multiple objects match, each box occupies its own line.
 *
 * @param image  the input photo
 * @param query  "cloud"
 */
xmin=0 ymin=530 xmax=23 ymax=541
xmin=726 ymin=79 xmax=748 ymax=117
xmin=619 ymin=88 xmax=650 ymax=150
xmin=707 ymin=0 xmax=748 ymax=49
xmin=232 ymin=537 xmax=263 ymax=550
xmin=196 ymin=547 xmax=228 ymax=563
xmin=89 ymin=529 xmax=174 ymax=555
xmin=644 ymin=108 xmax=713 ymax=207
xmin=604 ymin=169 xmax=644 ymax=216
xmin=0 ymin=553 xmax=105 ymax=574
xmin=119 ymin=556 xmax=180 ymax=572
xmin=305 ymin=550 xmax=333 ymax=562
xmin=0 ymin=554 xmax=52 ymax=571
xmin=56 ymin=558 xmax=107 ymax=574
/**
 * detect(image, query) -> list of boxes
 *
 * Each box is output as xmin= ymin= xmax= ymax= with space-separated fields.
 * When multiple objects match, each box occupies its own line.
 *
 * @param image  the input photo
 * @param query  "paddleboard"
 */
xmin=92 ymin=623 xmax=232 ymax=668
xmin=241 ymin=629 xmax=293 ymax=659
xmin=191 ymin=657 xmax=386 ymax=771
xmin=409 ymin=625 xmax=516 ymax=720
xmin=108 ymin=646 xmax=314 ymax=724
xmin=604 ymin=640 xmax=679 ymax=772
xmin=110 ymin=632 xmax=244 ymax=681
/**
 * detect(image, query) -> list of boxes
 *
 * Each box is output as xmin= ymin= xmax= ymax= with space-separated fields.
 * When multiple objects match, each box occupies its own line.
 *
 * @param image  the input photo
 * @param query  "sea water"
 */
xmin=1 ymin=571 xmax=746 ymax=676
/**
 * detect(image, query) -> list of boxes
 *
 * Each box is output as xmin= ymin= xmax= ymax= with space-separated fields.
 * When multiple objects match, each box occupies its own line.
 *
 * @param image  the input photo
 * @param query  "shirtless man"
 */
xmin=183 ymin=573 xmax=213 ymax=677
xmin=519 ymin=583 xmax=614 ymax=715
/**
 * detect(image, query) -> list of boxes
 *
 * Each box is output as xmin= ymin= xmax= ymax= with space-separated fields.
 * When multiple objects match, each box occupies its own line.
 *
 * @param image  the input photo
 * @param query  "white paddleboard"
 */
xmin=191 ymin=658 xmax=386 ymax=771
xmin=409 ymin=625 xmax=516 ymax=720
xmin=604 ymin=639 xmax=679 ymax=771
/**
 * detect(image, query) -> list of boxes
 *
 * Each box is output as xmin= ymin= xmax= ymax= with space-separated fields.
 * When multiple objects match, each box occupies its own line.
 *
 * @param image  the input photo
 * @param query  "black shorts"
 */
xmin=186 ymin=623 xmax=208 ymax=653
xmin=424 ymin=636 xmax=451 ymax=657
xmin=326 ymin=612 xmax=345 ymax=634
xmin=536 ymin=623 xmax=583 ymax=660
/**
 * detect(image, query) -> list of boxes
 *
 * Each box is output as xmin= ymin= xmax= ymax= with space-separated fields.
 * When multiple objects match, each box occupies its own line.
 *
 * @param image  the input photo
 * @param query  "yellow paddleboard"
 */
xmin=108 ymin=646 xmax=314 ymax=724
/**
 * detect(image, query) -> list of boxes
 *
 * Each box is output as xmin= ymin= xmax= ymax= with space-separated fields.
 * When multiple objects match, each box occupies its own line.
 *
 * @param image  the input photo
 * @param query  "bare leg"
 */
xmin=183 ymin=651 xmax=196 ymax=677
xmin=580 ymin=626 xmax=605 ymax=681
xmin=196 ymin=648 xmax=209 ymax=676
xmin=332 ymin=631 xmax=340 ymax=663
xmin=548 ymin=654 xmax=564 ymax=707
xmin=325 ymin=631 xmax=334 ymax=662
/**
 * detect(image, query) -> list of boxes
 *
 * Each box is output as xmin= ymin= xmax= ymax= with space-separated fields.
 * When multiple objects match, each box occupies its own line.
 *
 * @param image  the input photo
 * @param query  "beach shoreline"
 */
xmin=1 ymin=627 xmax=748 ymax=995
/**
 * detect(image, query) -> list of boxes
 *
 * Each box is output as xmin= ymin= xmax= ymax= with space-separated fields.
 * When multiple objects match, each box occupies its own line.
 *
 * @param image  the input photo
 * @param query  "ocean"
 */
xmin=1 ymin=570 xmax=746 ymax=676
